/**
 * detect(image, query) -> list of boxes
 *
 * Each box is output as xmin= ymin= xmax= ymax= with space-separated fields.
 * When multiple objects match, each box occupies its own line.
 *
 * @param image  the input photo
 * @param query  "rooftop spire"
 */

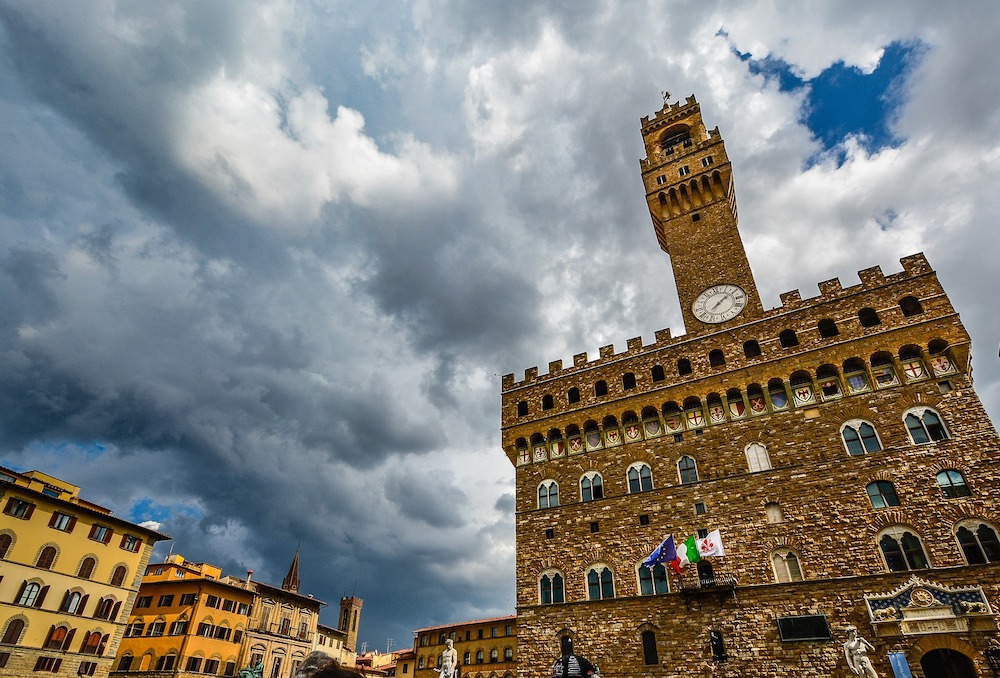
xmin=281 ymin=547 xmax=300 ymax=593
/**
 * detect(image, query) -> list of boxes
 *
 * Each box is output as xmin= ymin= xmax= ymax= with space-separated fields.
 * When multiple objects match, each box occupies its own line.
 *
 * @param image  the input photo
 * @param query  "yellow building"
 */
xmin=414 ymin=616 xmax=516 ymax=678
xmin=315 ymin=622 xmax=356 ymax=667
xmin=111 ymin=554 xmax=255 ymax=676
xmin=0 ymin=466 xmax=168 ymax=677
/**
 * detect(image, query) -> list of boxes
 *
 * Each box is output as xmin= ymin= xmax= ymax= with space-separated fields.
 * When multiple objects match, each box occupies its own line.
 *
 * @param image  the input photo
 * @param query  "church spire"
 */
xmin=281 ymin=547 xmax=300 ymax=593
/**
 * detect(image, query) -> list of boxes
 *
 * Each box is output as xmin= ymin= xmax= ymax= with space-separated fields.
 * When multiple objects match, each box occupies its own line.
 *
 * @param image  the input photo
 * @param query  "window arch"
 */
xmin=0 ymin=533 xmax=11 ymax=559
xmin=594 ymin=380 xmax=608 ymax=397
xmin=627 ymin=463 xmax=653 ymax=493
xmin=541 ymin=394 xmax=554 ymax=411
xmin=63 ymin=591 xmax=84 ymax=614
xmin=640 ymin=630 xmax=659 ymax=665
xmin=708 ymin=349 xmax=725 ymax=367
xmin=567 ymin=387 xmax=580 ymax=404
xmin=651 ymin=365 xmax=665 ymax=382
xmin=78 ymin=557 xmax=96 ymax=580
xmin=677 ymin=358 xmax=692 ymax=376
xmin=580 ymin=472 xmax=604 ymax=502
xmin=110 ymin=565 xmax=128 ymax=587
xmin=36 ymin=546 xmax=57 ymax=570
xmin=586 ymin=565 xmax=615 ymax=600
xmin=476 ymin=650 xmax=484 ymax=664
xmin=490 ymin=648 xmax=499 ymax=662
xmin=539 ymin=571 xmax=565 ymax=604
xmin=504 ymin=647 xmax=513 ymax=661
xmin=859 ymin=307 xmax=881 ymax=327
xmin=871 ymin=351 xmax=898 ymax=386
xmin=743 ymin=340 xmax=761 ymax=358
xmin=779 ymin=329 xmax=799 ymax=348
xmin=936 ymin=470 xmax=971 ymax=498
xmin=771 ymin=549 xmax=803 ymax=582
xmin=2 ymin=618 xmax=25 ymax=645
xmin=744 ymin=442 xmax=771 ymax=472
xmin=678 ymin=456 xmax=698 ymax=484
xmin=904 ymin=407 xmax=949 ymax=443
xmin=622 ymin=373 xmax=637 ymax=390
xmin=954 ymin=520 xmax=1000 ymax=564
xmin=841 ymin=420 xmax=882 ymax=455
xmin=45 ymin=625 xmax=69 ymax=650
xmin=816 ymin=364 xmax=841 ymax=398
xmin=638 ymin=563 xmax=669 ymax=595
xmin=537 ymin=481 xmax=558 ymax=509
xmin=818 ymin=318 xmax=839 ymax=338
xmin=879 ymin=527 xmax=929 ymax=571
xmin=17 ymin=582 xmax=42 ymax=606
xmin=900 ymin=296 xmax=924 ymax=316
xmin=866 ymin=481 xmax=899 ymax=508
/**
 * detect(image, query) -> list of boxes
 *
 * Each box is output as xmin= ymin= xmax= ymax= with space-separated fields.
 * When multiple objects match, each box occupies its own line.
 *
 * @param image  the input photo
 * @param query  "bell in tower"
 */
xmin=639 ymin=95 xmax=764 ymax=333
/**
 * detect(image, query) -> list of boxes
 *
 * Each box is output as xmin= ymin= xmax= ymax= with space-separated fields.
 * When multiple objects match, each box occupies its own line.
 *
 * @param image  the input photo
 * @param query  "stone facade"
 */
xmin=501 ymin=96 xmax=1000 ymax=678
xmin=413 ymin=616 xmax=516 ymax=678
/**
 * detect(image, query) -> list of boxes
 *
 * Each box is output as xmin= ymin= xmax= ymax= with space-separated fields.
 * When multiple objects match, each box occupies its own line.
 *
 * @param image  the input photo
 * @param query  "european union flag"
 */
xmin=643 ymin=535 xmax=677 ymax=567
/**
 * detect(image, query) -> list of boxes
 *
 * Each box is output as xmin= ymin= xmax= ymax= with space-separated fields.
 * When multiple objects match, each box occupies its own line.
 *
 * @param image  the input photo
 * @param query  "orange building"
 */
xmin=111 ymin=554 xmax=255 ymax=676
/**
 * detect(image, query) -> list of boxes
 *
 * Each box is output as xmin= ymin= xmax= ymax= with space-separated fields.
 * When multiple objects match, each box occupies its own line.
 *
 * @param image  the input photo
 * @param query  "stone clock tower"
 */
xmin=639 ymin=95 xmax=764 ymax=332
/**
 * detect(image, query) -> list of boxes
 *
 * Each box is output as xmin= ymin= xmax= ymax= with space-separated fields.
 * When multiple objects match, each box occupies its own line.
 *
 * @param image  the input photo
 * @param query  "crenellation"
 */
xmin=501 ymin=374 xmax=515 ymax=389
xmin=524 ymin=366 xmax=538 ymax=382
xmin=626 ymin=337 xmax=643 ymax=352
xmin=573 ymin=352 xmax=588 ymax=367
xmin=599 ymin=345 xmax=614 ymax=359
xmin=779 ymin=289 xmax=802 ymax=307
xmin=817 ymin=278 xmax=842 ymax=295
xmin=548 ymin=359 xmax=563 ymax=374
xmin=654 ymin=328 xmax=672 ymax=344
xmin=900 ymin=252 xmax=931 ymax=274
xmin=858 ymin=264 xmax=885 ymax=285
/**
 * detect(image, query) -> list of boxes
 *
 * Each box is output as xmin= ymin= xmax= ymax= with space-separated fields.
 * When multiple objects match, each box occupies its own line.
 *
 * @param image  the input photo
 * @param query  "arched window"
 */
xmin=651 ymin=365 xmax=665 ymax=382
xmin=490 ymin=648 xmax=499 ymax=662
xmin=17 ymin=582 xmax=41 ymax=606
xmin=594 ymin=380 xmax=608 ymax=397
xmin=818 ymin=318 xmax=839 ymax=338
xmin=567 ymin=387 xmax=580 ymax=404
xmin=541 ymin=394 xmax=554 ymax=411
xmin=580 ymin=473 xmax=604 ymax=502
xmin=641 ymin=630 xmax=659 ymax=665
xmin=767 ymin=379 xmax=788 ymax=410
xmin=709 ymin=349 xmax=725 ymax=367
xmin=537 ymin=481 xmax=558 ymax=509
xmin=517 ymin=401 xmax=528 ymax=417
xmin=587 ymin=566 xmax=615 ymax=600
xmin=743 ymin=442 xmax=770 ymax=472
xmin=78 ymin=557 xmax=96 ymax=580
xmin=771 ymin=549 xmax=803 ymax=582
xmin=677 ymin=359 xmax=692 ymax=376
xmin=110 ymin=566 xmax=128 ymax=587
xmin=879 ymin=527 xmax=929 ymax=571
xmin=63 ymin=591 xmax=84 ymax=614
xmin=936 ymin=470 xmax=971 ymax=498
xmin=678 ymin=456 xmax=698 ymax=484
xmin=638 ymin=563 xmax=669 ymax=595
xmin=1 ymin=618 xmax=24 ymax=645
xmin=843 ymin=357 xmax=870 ymax=393
xmin=859 ymin=307 xmax=881 ymax=327
xmin=900 ymin=296 xmax=924 ymax=316
xmin=622 ymin=373 xmax=637 ymax=390
xmin=627 ymin=463 xmax=653 ymax=493
xmin=779 ymin=329 xmax=799 ymax=348
xmin=904 ymin=407 xmax=949 ymax=443
xmin=765 ymin=502 xmax=783 ymax=523
xmin=37 ymin=546 xmax=57 ymax=570
xmin=871 ymin=351 xmax=898 ymax=386
xmin=0 ymin=534 xmax=11 ymax=559
xmin=476 ymin=650 xmax=484 ymax=664
xmin=539 ymin=571 xmax=565 ymax=604
xmin=841 ymin=420 xmax=882 ymax=455
xmin=955 ymin=520 xmax=1000 ymax=564
xmin=504 ymin=647 xmax=513 ymax=661
xmin=743 ymin=340 xmax=761 ymax=358
xmin=866 ymin=481 xmax=900 ymax=508
xmin=45 ymin=625 xmax=68 ymax=650
xmin=816 ymin=364 xmax=841 ymax=398
xmin=418 ymin=657 xmax=425 ymax=669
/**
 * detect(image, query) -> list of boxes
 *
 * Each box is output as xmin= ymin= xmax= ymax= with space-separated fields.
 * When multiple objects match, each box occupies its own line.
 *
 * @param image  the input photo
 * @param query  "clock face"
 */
xmin=692 ymin=284 xmax=747 ymax=323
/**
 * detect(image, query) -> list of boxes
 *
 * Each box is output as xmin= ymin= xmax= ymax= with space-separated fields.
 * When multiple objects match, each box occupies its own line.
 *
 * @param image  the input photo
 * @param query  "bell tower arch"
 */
xmin=639 ymin=95 xmax=764 ymax=333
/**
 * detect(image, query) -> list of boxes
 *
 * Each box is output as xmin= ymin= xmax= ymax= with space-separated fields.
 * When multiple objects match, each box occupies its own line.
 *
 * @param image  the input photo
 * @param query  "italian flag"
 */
xmin=669 ymin=534 xmax=701 ymax=574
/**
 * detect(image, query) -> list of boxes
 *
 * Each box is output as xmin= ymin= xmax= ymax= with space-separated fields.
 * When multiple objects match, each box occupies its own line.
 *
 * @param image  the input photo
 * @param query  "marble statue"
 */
xmin=843 ymin=626 xmax=879 ymax=678
xmin=437 ymin=639 xmax=458 ymax=678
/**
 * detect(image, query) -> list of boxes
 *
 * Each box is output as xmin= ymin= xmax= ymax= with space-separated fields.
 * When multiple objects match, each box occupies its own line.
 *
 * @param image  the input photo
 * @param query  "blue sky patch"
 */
xmin=129 ymin=497 xmax=204 ymax=525
xmin=736 ymin=41 xmax=925 ymax=165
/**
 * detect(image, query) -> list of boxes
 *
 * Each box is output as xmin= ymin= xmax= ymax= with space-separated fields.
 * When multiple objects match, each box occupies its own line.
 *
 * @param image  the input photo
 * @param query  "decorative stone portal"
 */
xmin=865 ymin=575 xmax=996 ymax=638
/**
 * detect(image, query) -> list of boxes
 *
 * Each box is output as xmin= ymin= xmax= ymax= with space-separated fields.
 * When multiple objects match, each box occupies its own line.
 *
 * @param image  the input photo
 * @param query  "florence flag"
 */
xmin=697 ymin=529 xmax=726 ymax=558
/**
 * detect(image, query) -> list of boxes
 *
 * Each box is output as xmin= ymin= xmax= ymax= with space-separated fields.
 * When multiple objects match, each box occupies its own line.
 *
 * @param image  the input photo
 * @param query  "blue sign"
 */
xmin=889 ymin=652 xmax=913 ymax=678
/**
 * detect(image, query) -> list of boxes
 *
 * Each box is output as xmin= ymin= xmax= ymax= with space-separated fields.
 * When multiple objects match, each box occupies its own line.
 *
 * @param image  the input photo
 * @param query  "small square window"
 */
xmin=673 ymin=433 xmax=684 ymax=443
xmin=938 ymin=380 xmax=952 ymax=393
xmin=639 ymin=514 xmax=650 ymax=526
xmin=679 ymin=166 xmax=690 ymax=177
xmin=590 ymin=522 xmax=599 ymax=533
xmin=50 ymin=512 xmax=74 ymax=531
xmin=692 ymin=213 xmax=701 ymax=222
xmin=702 ymin=156 xmax=714 ymax=167
xmin=545 ymin=528 xmax=554 ymax=539
xmin=656 ymin=175 xmax=667 ymax=185
xmin=694 ymin=502 xmax=707 ymax=515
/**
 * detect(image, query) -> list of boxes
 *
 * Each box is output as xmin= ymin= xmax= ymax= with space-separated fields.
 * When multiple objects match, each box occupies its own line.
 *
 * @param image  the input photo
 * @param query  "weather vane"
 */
xmin=662 ymin=89 xmax=672 ymax=104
